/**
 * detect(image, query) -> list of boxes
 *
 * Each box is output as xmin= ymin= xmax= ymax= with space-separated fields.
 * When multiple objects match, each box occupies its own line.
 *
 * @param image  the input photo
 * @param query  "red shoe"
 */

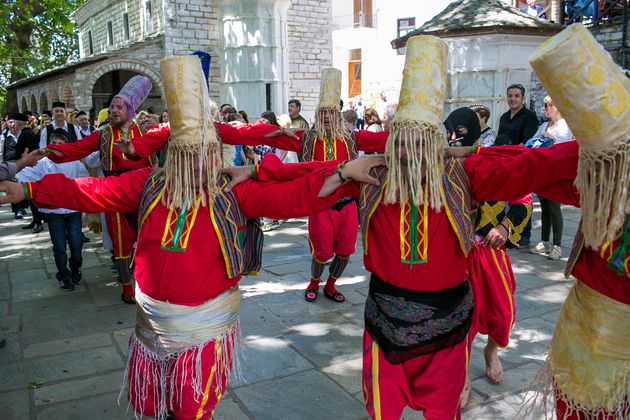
xmin=121 ymin=294 xmax=136 ymax=304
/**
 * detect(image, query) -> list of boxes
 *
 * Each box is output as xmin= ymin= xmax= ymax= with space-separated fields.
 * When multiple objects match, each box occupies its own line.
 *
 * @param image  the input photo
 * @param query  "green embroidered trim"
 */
xmin=326 ymin=137 xmax=334 ymax=161
xmin=22 ymin=182 xmax=29 ymax=201
xmin=402 ymin=205 xmax=427 ymax=265
xmin=608 ymin=214 xmax=630 ymax=275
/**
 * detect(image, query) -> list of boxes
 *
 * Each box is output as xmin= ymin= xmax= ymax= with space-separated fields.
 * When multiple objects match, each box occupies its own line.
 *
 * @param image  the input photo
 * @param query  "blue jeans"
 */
xmin=47 ymin=212 xmax=83 ymax=279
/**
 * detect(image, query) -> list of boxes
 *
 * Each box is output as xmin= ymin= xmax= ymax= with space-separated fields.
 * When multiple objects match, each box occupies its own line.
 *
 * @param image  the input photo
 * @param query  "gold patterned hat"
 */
xmin=384 ymin=35 xmax=449 ymax=209
xmin=160 ymin=55 xmax=221 ymax=209
xmin=315 ymin=68 xmax=345 ymax=139
xmin=530 ymin=24 xmax=630 ymax=248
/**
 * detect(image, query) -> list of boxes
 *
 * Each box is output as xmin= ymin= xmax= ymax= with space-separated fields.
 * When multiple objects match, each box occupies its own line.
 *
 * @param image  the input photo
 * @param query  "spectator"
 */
xmin=2 ymin=113 xmax=30 ymax=219
xmin=528 ymin=95 xmax=575 ymax=260
xmin=159 ymin=109 xmax=169 ymax=123
xmin=14 ymin=114 xmax=43 ymax=232
xmin=16 ymin=128 xmax=89 ymax=291
xmin=342 ymin=109 xmax=358 ymax=132
xmin=218 ymin=103 xmax=233 ymax=121
xmin=135 ymin=110 xmax=149 ymax=125
xmin=470 ymin=104 xmax=497 ymax=147
xmin=364 ymin=108 xmax=383 ymax=132
xmin=256 ymin=111 xmax=280 ymax=231
xmin=288 ymin=99 xmax=309 ymax=130
xmin=496 ymin=84 xmax=539 ymax=146
xmin=354 ymin=100 xmax=365 ymax=129
xmin=39 ymin=102 xmax=81 ymax=148
xmin=76 ymin=111 xmax=95 ymax=137
xmin=521 ymin=0 xmax=547 ymax=19
xmin=238 ymin=110 xmax=249 ymax=123
xmin=381 ymin=103 xmax=398 ymax=131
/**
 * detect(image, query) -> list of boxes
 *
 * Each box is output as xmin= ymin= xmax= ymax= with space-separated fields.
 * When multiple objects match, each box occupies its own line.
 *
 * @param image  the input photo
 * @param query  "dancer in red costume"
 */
xmin=0 ymin=56 xmax=384 ymax=419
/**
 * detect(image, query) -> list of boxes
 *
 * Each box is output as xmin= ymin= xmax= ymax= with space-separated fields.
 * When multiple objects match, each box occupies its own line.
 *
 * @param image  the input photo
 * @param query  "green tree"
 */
xmin=0 ymin=0 xmax=85 ymax=112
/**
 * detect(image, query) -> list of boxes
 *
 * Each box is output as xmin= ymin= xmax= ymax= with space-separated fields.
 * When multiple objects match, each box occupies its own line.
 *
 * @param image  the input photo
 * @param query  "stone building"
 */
xmin=390 ymin=0 xmax=561 ymax=129
xmin=7 ymin=0 xmax=332 ymax=122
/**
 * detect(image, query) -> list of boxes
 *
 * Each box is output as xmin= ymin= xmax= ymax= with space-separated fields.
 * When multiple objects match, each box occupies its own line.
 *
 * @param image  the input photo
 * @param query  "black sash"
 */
xmin=365 ymin=274 xmax=473 ymax=364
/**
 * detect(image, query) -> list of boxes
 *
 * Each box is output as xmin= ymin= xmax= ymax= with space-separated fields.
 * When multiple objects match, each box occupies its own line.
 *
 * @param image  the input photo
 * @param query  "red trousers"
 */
xmin=308 ymin=202 xmax=358 ymax=262
xmin=104 ymin=210 xmax=137 ymax=259
xmin=362 ymin=330 xmax=466 ymax=420
xmin=127 ymin=337 xmax=232 ymax=420
xmin=467 ymin=242 xmax=516 ymax=347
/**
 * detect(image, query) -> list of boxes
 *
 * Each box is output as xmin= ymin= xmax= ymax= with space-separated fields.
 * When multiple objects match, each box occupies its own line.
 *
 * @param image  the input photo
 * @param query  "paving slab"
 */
xmin=0 ymin=347 xmax=124 ymax=392
xmin=0 ymin=389 xmax=30 ymax=420
xmin=233 ymin=370 xmax=364 ymax=420
xmin=284 ymin=322 xmax=363 ymax=367
xmin=36 ymin=392 xmax=135 ymax=420
xmin=472 ymin=362 xmax=542 ymax=397
xmin=23 ymin=332 xmax=113 ymax=359
xmin=214 ymin=396 xmax=250 ymax=419
xmin=34 ymin=371 xmax=122 ymax=406
xmin=236 ymin=336 xmax=312 ymax=385
xmin=321 ymin=356 xmax=363 ymax=395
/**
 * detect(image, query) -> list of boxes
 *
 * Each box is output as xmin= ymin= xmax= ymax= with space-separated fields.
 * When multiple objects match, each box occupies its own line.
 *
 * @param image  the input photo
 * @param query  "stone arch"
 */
xmin=39 ymin=91 xmax=49 ymax=112
xmin=50 ymin=87 xmax=59 ymax=103
xmin=30 ymin=94 xmax=37 ymax=113
xmin=61 ymin=84 xmax=74 ymax=108
xmin=85 ymin=59 xmax=163 ymax=113
xmin=20 ymin=96 xmax=28 ymax=112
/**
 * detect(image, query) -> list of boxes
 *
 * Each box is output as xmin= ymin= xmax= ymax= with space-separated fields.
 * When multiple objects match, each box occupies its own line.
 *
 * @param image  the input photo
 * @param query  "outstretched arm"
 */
xmin=233 ymin=155 xmax=384 ymax=219
xmin=46 ymin=130 xmax=101 ymax=163
xmin=356 ymin=129 xmax=389 ymax=153
xmin=461 ymin=141 xmax=580 ymax=205
xmin=223 ymin=121 xmax=302 ymax=151
xmin=0 ymin=168 xmax=151 ymax=214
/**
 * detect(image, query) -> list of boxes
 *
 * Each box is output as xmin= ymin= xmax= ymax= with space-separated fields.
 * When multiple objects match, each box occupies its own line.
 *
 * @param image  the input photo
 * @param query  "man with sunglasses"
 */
xmin=496 ymin=83 xmax=539 ymax=146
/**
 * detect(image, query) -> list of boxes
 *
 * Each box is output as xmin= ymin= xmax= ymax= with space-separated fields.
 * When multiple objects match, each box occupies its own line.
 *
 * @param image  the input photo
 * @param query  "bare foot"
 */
xmin=484 ymin=342 xmax=504 ymax=384
xmin=459 ymin=374 xmax=471 ymax=408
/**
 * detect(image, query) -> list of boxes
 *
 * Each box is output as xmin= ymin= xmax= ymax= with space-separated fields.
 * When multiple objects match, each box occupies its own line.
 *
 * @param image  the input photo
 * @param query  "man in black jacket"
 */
xmin=496 ymin=83 xmax=539 ymax=145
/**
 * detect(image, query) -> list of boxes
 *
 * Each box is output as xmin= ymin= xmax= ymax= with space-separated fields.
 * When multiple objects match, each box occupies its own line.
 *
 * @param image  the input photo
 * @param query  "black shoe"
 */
xmin=71 ymin=270 xmax=82 ymax=285
xmin=14 ymin=212 xmax=23 ymax=220
xmin=82 ymin=234 xmax=90 ymax=243
xmin=22 ymin=221 xmax=36 ymax=230
xmin=32 ymin=223 xmax=44 ymax=234
xmin=61 ymin=281 xmax=75 ymax=292
xmin=19 ymin=208 xmax=27 ymax=216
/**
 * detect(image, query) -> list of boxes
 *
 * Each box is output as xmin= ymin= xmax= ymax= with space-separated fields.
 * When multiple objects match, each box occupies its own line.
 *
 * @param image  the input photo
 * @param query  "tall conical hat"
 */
xmin=384 ymin=35 xmax=449 ymax=209
xmin=160 ymin=55 xmax=221 ymax=209
xmin=530 ymin=24 xmax=630 ymax=248
xmin=113 ymin=75 xmax=152 ymax=116
xmin=314 ymin=68 xmax=344 ymax=139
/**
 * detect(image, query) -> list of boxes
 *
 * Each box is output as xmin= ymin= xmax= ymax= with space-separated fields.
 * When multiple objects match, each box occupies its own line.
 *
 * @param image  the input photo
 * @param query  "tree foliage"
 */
xmin=0 ymin=0 xmax=85 ymax=111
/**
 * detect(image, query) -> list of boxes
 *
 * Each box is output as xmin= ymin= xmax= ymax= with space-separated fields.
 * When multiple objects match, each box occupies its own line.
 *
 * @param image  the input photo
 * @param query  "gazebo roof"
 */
xmin=391 ymin=0 xmax=562 ymax=49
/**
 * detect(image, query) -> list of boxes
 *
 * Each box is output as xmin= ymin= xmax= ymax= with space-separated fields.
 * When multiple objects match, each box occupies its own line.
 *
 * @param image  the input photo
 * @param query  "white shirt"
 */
xmin=533 ymin=118 xmax=574 ymax=144
xmin=16 ymin=158 xmax=89 ymax=214
xmin=39 ymin=121 xmax=83 ymax=149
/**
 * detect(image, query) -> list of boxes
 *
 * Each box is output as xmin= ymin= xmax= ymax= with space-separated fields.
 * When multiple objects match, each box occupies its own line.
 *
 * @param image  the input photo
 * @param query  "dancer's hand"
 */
xmin=343 ymin=154 xmax=386 ymax=186
xmin=0 ymin=181 xmax=26 ymax=204
xmin=444 ymin=147 xmax=473 ymax=159
xmin=116 ymin=138 xmax=136 ymax=156
xmin=265 ymin=127 xmax=301 ymax=140
xmin=220 ymin=165 xmax=252 ymax=192
xmin=483 ymin=223 xmax=508 ymax=248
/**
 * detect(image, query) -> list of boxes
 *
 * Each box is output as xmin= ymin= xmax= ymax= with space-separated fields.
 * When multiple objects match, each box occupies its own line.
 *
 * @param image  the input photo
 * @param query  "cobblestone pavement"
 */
xmin=0 ymin=202 xmax=580 ymax=419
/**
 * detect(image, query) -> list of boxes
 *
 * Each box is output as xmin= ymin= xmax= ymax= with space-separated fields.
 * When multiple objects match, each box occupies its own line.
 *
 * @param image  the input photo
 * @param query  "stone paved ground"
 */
xmin=0 ymin=201 xmax=580 ymax=419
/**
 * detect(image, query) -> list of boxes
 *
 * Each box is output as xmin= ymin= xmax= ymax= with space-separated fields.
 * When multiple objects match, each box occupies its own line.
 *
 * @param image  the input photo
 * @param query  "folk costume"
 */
xmin=45 ymin=76 xmax=154 ymax=303
xmin=526 ymin=24 xmax=630 ymax=419
xmin=21 ymin=55 xmax=353 ymax=419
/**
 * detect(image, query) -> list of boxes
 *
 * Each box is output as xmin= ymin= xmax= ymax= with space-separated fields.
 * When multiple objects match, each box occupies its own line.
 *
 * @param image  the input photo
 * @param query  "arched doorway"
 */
xmin=39 ymin=92 xmax=49 ymax=113
xmin=91 ymin=70 xmax=162 ymax=116
xmin=20 ymin=96 xmax=28 ymax=113
xmin=30 ymin=94 xmax=37 ymax=113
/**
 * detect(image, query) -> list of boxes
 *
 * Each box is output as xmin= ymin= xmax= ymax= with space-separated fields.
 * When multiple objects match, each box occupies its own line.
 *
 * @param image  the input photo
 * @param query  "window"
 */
xmin=397 ymin=17 xmax=416 ymax=38
xmin=348 ymin=49 xmax=362 ymax=98
xmin=145 ymin=0 xmax=154 ymax=32
xmin=123 ymin=13 xmax=130 ymax=41
xmin=107 ymin=21 xmax=114 ymax=46
xmin=265 ymin=83 xmax=272 ymax=112
xmin=88 ymin=30 xmax=94 ymax=55
xmin=353 ymin=0 xmax=374 ymax=28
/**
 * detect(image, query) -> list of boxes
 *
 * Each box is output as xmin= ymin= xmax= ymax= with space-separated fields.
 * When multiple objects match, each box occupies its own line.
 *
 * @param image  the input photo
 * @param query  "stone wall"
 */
xmin=75 ymin=0 xmax=164 ymax=58
xmin=591 ymin=22 xmax=629 ymax=69
xmin=162 ymin=0 xmax=221 ymax=100
xmin=286 ymin=0 xmax=333 ymax=123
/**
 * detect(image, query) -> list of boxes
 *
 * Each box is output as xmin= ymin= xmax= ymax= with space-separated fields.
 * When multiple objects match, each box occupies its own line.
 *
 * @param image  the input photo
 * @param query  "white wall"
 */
xmin=332 ymin=0 xmax=457 ymax=109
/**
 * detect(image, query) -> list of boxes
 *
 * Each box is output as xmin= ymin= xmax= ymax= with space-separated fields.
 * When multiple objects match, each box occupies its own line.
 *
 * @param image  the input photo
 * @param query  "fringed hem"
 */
xmin=314 ymin=108 xmax=346 ymax=141
xmin=577 ymin=141 xmax=630 ymax=249
xmin=522 ymin=358 xmax=630 ymax=420
xmin=118 ymin=321 xmax=243 ymax=420
xmin=383 ymin=121 xmax=444 ymax=210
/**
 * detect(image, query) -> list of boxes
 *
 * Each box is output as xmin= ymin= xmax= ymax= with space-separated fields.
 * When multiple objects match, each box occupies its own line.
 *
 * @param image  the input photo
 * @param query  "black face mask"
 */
xmin=444 ymin=108 xmax=481 ymax=147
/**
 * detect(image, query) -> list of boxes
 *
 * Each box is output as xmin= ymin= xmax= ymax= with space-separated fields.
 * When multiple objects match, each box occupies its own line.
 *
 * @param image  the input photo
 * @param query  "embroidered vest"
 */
xmin=565 ymin=220 xmax=630 ymax=280
xmin=99 ymin=122 xmax=150 ymax=171
xmin=299 ymin=129 xmax=359 ymax=162
xmin=359 ymin=159 xmax=475 ymax=258
xmin=137 ymin=169 xmax=264 ymax=278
